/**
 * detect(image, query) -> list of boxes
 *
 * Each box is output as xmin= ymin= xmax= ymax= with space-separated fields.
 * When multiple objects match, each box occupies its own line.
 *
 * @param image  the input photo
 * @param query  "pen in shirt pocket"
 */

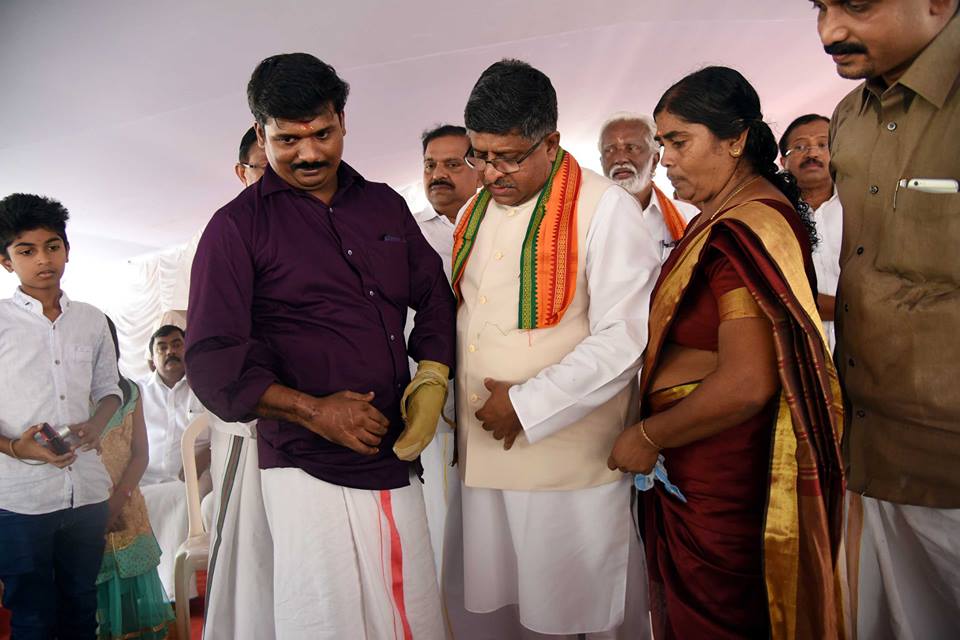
xmin=893 ymin=177 xmax=959 ymax=209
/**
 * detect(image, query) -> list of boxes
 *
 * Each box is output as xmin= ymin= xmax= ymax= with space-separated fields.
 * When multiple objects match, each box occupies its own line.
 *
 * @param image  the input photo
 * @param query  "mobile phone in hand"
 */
xmin=34 ymin=423 xmax=78 ymax=455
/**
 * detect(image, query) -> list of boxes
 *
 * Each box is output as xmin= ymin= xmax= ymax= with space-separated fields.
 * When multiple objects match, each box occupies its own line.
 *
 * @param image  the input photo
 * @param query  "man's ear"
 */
xmin=234 ymin=163 xmax=247 ymax=185
xmin=545 ymin=131 xmax=562 ymax=162
xmin=338 ymin=111 xmax=347 ymax=137
xmin=1 ymin=254 xmax=12 ymax=273
xmin=779 ymin=156 xmax=788 ymax=170
xmin=147 ymin=358 xmax=156 ymax=372
xmin=255 ymin=122 xmax=266 ymax=147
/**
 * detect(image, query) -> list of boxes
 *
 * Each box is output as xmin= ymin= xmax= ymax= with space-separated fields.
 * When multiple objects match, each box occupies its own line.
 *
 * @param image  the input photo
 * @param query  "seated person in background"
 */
xmin=138 ymin=324 xmax=209 ymax=601
xmin=96 ymin=317 xmax=174 ymax=639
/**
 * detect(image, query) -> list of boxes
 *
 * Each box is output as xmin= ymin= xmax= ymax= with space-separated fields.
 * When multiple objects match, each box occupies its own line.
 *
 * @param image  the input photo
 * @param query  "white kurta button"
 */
xmin=468 ymin=344 xmax=477 ymax=353
xmin=479 ymin=295 xmax=487 ymax=305
xmin=470 ymin=393 xmax=480 ymax=403
xmin=494 ymin=251 xmax=504 ymax=260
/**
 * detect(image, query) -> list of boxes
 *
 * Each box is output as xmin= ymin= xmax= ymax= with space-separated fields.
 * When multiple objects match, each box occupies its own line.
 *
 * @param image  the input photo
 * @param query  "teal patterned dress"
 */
xmin=96 ymin=384 xmax=174 ymax=639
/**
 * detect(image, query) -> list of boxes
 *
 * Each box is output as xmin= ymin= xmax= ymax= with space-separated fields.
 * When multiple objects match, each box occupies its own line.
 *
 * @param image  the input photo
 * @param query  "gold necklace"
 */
xmin=691 ymin=174 xmax=761 ymax=233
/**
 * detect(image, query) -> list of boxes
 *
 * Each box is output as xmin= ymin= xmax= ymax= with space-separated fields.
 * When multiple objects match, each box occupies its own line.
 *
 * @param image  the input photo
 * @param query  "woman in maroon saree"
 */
xmin=607 ymin=67 xmax=845 ymax=640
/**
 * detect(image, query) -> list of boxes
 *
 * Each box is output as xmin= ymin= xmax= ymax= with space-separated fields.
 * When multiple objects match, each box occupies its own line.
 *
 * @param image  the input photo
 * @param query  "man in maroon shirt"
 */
xmin=186 ymin=53 xmax=454 ymax=638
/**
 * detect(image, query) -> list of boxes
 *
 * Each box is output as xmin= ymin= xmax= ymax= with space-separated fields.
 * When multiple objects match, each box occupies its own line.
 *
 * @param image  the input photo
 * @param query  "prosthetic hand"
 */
xmin=394 ymin=360 xmax=450 ymax=461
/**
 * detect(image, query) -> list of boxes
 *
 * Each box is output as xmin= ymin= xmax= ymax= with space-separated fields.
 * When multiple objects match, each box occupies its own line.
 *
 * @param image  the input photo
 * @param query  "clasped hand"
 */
xmin=476 ymin=378 xmax=523 ymax=450
xmin=299 ymin=390 xmax=390 ymax=455
xmin=606 ymin=422 xmax=659 ymax=475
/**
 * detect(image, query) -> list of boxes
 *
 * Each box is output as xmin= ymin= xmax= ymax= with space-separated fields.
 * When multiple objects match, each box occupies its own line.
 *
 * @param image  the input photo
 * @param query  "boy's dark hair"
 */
xmin=778 ymin=114 xmax=831 ymax=156
xmin=464 ymin=59 xmax=558 ymax=141
xmin=421 ymin=124 xmax=468 ymax=153
xmin=149 ymin=324 xmax=185 ymax=354
xmin=238 ymin=126 xmax=259 ymax=163
xmin=247 ymin=53 xmax=350 ymax=126
xmin=0 ymin=193 xmax=70 ymax=258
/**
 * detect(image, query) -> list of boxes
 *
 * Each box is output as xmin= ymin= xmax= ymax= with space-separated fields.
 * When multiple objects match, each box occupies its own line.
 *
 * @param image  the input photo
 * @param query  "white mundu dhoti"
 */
xmin=202 ymin=420 xmax=274 ymax=640
xmin=260 ymin=466 xmax=445 ymax=640
xmin=846 ymin=492 xmax=960 ymax=640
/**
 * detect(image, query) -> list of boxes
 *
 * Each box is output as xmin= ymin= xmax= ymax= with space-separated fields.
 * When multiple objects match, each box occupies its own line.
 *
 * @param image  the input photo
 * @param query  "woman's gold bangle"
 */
xmin=639 ymin=420 xmax=663 ymax=450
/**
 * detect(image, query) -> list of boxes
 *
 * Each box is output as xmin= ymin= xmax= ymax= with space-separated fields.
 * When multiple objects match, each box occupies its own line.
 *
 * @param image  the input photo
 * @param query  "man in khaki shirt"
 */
xmin=816 ymin=1 xmax=960 ymax=637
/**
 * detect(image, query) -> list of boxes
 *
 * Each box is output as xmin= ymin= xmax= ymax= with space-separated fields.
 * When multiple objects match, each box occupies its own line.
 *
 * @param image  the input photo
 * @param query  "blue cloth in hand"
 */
xmin=634 ymin=455 xmax=687 ymax=503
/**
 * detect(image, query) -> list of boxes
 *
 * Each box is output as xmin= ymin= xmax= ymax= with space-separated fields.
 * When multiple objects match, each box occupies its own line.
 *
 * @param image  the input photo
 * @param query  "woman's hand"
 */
xmin=607 ymin=422 xmax=660 ymax=475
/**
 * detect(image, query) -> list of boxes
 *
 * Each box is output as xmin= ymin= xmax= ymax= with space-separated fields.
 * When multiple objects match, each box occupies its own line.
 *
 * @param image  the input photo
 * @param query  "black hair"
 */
xmin=654 ymin=66 xmax=816 ymax=245
xmin=238 ymin=126 xmax=259 ymax=163
xmin=105 ymin=316 xmax=134 ymax=407
xmin=0 ymin=193 xmax=70 ymax=258
xmin=149 ymin=324 xmax=185 ymax=355
xmin=421 ymin=124 xmax=468 ymax=154
xmin=778 ymin=114 xmax=830 ymax=156
xmin=464 ymin=59 xmax=558 ymax=141
xmin=247 ymin=53 xmax=350 ymax=126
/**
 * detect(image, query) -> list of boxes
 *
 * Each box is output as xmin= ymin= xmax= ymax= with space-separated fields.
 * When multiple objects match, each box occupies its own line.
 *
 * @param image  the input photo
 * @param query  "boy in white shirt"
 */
xmin=0 ymin=193 xmax=121 ymax=639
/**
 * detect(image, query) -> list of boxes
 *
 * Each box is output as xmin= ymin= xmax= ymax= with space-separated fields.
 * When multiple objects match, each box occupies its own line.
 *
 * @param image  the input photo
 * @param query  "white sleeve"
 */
xmin=507 ymin=185 xmax=661 ymax=444
xmin=91 ymin=314 xmax=122 ymax=405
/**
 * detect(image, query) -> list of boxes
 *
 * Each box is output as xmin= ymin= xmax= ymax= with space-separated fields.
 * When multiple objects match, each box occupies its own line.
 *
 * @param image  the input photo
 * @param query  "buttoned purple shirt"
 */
xmin=185 ymin=162 xmax=455 ymax=490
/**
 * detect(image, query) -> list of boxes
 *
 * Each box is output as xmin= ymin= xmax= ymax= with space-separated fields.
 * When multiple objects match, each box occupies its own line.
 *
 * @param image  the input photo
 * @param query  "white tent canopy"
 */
xmin=0 ymin=0 xmax=854 ymax=375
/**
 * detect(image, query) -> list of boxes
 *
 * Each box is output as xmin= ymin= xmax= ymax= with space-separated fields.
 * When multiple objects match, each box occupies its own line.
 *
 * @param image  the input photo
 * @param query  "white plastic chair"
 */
xmin=174 ymin=412 xmax=211 ymax=639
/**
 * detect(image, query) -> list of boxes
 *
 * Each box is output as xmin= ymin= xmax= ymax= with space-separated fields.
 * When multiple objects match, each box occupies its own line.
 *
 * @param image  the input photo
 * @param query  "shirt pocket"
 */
xmin=365 ymin=239 xmax=411 ymax=307
xmin=875 ymin=191 xmax=960 ymax=284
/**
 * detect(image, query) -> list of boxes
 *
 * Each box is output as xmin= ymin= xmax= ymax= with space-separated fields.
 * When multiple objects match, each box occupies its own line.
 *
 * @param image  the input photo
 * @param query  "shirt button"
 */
xmin=389 ymin=334 xmax=396 ymax=341
xmin=55 ymin=359 xmax=61 ymax=365
xmin=856 ymin=246 xmax=864 ymax=255
xmin=347 ymin=249 xmax=353 ymax=256
xmin=470 ymin=393 xmax=480 ymax=403
xmin=479 ymin=295 xmax=487 ymax=305
xmin=869 ymin=185 xmax=879 ymax=194
xmin=494 ymin=251 xmax=504 ymax=261
xmin=886 ymin=122 xmax=897 ymax=131
xmin=848 ymin=358 xmax=855 ymax=367
xmin=856 ymin=409 xmax=866 ymax=418
xmin=844 ymin=304 xmax=850 ymax=312
xmin=368 ymin=290 xmax=375 ymax=297
xmin=468 ymin=344 xmax=477 ymax=353
xmin=60 ymin=395 xmax=66 ymax=400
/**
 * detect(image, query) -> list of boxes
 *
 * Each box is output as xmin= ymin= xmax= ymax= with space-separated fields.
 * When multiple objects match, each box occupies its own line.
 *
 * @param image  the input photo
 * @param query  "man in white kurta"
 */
xmin=138 ymin=324 xmax=210 ymax=600
xmin=778 ymin=114 xmax=842 ymax=351
xmin=447 ymin=59 xmax=660 ymax=640
xmin=598 ymin=112 xmax=697 ymax=263
xmin=406 ymin=124 xmax=479 ymax=579
xmin=200 ymin=128 xmax=275 ymax=640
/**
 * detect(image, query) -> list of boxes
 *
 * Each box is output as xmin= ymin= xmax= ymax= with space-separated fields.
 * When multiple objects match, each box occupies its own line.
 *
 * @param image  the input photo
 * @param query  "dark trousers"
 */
xmin=0 ymin=501 xmax=109 ymax=640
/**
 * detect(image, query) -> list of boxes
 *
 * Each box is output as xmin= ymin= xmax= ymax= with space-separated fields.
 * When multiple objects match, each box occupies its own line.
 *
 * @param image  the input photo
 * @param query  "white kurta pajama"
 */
xmin=406 ymin=206 xmax=460 ymax=582
xmin=138 ymin=372 xmax=209 ymax=599
xmin=448 ymin=169 xmax=660 ymax=639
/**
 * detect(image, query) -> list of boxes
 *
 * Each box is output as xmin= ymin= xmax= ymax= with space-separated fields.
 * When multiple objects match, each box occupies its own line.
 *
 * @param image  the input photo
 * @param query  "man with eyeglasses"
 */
xmin=234 ymin=125 xmax=268 ymax=187
xmin=445 ymin=58 xmax=658 ymax=639
xmin=815 ymin=1 xmax=960 ymax=638
xmin=778 ymin=114 xmax=842 ymax=350
xmin=408 ymin=124 xmax=479 ymax=578
xmin=598 ymin=112 xmax=696 ymax=262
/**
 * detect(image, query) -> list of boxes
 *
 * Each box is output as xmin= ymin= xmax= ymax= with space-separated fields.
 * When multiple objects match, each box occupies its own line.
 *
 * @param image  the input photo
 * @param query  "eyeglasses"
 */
xmin=784 ymin=142 xmax=829 ymax=157
xmin=465 ymin=135 xmax=547 ymax=174
xmin=239 ymin=162 xmax=267 ymax=170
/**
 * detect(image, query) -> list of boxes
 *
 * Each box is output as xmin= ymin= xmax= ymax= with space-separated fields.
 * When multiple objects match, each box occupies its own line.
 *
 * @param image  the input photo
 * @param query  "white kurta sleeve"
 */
xmin=507 ymin=185 xmax=661 ymax=444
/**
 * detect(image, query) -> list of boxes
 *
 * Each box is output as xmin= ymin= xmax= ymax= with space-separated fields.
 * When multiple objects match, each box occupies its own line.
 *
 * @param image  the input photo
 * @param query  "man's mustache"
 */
xmin=292 ymin=161 xmax=329 ymax=171
xmin=801 ymin=158 xmax=825 ymax=169
xmin=429 ymin=179 xmax=454 ymax=189
xmin=164 ymin=356 xmax=182 ymax=364
xmin=609 ymin=162 xmax=638 ymax=177
xmin=824 ymin=41 xmax=868 ymax=56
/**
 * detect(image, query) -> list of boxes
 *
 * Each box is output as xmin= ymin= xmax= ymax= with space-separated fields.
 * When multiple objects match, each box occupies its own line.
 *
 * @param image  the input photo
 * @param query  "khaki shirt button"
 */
xmin=844 ymin=304 xmax=850 ymax=312
xmin=856 ymin=246 xmax=864 ymax=255
xmin=856 ymin=409 xmax=866 ymax=418
xmin=848 ymin=358 xmax=855 ymax=367
xmin=886 ymin=122 xmax=897 ymax=131
xmin=869 ymin=185 xmax=879 ymax=194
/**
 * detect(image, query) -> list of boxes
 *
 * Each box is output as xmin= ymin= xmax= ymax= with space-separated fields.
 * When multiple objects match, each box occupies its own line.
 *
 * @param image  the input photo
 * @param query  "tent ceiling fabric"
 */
xmin=0 ymin=0 xmax=852 ymax=258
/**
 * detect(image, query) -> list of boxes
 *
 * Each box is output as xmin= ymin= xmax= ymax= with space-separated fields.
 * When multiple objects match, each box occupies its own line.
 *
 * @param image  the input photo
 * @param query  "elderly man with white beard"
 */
xmin=599 ymin=112 xmax=696 ymax=261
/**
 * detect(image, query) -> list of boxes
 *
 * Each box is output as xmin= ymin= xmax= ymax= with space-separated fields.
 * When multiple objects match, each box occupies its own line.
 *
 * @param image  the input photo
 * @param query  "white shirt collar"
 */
xmin=414 ymin=206 xmax=457 ymax=228
xmin=813 ymin=188 xmax=840 ymax=214
xmin=149 ymin=369 xmax=188 ymax=393
xmin=12 ymin=287 xmax=71 ymax=318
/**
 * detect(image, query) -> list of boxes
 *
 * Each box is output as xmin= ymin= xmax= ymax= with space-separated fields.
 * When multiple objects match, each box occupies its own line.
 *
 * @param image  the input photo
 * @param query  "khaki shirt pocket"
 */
xmin=875 ymin=191 xmax=960 ymax=284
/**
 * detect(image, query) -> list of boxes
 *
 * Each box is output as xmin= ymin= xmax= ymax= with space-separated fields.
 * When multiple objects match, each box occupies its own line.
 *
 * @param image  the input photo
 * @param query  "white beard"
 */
xmin=612 ymin=172 xmax=646 ymax=195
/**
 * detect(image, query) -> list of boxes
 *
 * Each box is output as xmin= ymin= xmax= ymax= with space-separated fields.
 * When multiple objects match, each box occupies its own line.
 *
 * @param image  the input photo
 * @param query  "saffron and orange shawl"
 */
xmin=451 ymin=149 xmax=582 ymax=329
xmin=640 ymin=199 xmax=846 ymax=640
